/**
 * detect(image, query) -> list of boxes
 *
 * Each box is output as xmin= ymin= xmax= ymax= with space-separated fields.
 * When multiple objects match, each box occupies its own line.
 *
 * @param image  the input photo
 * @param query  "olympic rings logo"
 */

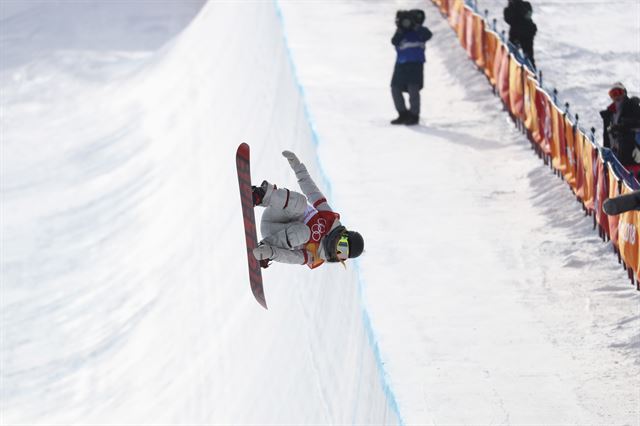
xmin=311 ymin=218 xmax=327 ymax=242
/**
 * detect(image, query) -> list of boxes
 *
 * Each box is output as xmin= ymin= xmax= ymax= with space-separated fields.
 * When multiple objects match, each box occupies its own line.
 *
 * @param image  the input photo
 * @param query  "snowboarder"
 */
xmin=251 ymin=151 xmax=364 ymax=269
xmin=390 ymin=9 xmax=433 ymax=125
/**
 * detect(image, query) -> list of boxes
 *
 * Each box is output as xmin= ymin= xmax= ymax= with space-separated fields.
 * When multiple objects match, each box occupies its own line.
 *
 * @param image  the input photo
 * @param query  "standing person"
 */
xmin=390 ymin=9 xmax=433 ymax=126
xmin=251 ymin=151 xmax=364 ymax=269
xmin=600 ymin=82 xmax=640 ymax=171
xmin=503 ymin=0 xmax=537 ymax=68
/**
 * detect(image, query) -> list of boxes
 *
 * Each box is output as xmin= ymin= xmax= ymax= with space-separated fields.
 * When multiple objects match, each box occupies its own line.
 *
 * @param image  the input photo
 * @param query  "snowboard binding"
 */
xmin=251 ymin=180 xmax=276 ymax=206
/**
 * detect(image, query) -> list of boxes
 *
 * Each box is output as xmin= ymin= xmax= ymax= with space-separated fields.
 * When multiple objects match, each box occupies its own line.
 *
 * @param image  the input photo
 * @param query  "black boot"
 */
xmin=404 ymin=113 xmax=419 ymax=125
xmin=251 ymin=180 xmax=268 ymax=206
xmin=391 ymin=111 xmax=410 ymax=125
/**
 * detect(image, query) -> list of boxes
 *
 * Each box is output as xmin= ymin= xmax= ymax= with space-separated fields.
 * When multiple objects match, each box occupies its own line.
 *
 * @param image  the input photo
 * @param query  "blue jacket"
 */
xmin=392 ymin=26 xmax=433 ymax=64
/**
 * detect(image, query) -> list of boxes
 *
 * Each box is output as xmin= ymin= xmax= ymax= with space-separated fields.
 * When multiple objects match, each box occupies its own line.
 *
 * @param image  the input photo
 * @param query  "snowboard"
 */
xmin=236 ymin=143 xmax=267 ymax=309
xmin=603 ymin=190 xmax=640 ymax=216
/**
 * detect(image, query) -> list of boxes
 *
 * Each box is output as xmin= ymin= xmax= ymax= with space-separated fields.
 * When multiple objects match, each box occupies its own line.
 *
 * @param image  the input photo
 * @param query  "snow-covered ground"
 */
xmin=477 ymin=0 xmax=640 ymax=141
xmin=279 ymin=0 xmax=639 ymax=423
xmin=1 ymin=0 xmax=638 ymax=424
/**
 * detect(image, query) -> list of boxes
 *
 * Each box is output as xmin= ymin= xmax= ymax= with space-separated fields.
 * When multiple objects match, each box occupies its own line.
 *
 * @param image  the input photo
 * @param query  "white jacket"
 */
xmin=258 ymin=160 xmax=342 ymax=267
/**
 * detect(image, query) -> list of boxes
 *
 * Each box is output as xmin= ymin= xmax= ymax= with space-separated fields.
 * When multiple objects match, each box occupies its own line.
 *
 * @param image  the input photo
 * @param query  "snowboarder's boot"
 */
xmin=252 ymin=180 xmax=276 ymax=206
xmin=391 ymin=111 xmax=410 ymax=125
xmin=404 ymin=113 xmax=419 ymax=125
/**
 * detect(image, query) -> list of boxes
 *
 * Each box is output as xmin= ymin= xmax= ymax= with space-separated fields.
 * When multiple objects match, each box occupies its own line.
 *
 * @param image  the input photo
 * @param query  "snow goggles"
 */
xmin=609 ymin=87 xmax=625 ymax=100
xmin=336 ymin=234 xmax=349 ymax=261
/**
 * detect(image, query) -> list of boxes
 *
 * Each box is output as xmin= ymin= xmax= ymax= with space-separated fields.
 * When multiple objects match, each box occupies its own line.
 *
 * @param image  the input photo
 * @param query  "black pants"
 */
xmin=391 ymin=84 xmax=421 ymax=116
xmin=511 ymin=36 xmax=535 ymax=68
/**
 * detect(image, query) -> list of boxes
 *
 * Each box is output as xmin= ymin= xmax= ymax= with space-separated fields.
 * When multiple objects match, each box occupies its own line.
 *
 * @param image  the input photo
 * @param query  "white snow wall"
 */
xmin=1 ymin=1 xmax=400 ymax=424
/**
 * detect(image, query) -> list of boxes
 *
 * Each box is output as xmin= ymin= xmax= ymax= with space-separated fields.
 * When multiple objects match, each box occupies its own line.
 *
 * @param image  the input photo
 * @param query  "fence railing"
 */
xmin=431 ymin=0 xmax=640 ymax=290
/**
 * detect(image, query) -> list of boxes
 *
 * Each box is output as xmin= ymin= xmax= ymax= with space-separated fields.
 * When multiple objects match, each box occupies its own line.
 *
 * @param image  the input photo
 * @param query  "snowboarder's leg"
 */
xmin=261 ymin=222 xmax=311 ymax=249
xmin=258 ymin=183 xmax=307 ymax=213
xmin=257 ymin=182 xmax=310 ymax=245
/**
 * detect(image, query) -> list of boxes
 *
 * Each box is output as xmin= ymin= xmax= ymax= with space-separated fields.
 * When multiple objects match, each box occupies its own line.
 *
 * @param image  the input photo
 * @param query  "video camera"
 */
xmin=395 ymin=9 xmax=425 ymax=30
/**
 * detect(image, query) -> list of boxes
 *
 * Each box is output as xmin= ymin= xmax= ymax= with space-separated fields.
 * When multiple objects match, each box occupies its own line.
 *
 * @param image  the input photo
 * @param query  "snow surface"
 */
xmin=1 ymin=0 xmax=638 ymax=425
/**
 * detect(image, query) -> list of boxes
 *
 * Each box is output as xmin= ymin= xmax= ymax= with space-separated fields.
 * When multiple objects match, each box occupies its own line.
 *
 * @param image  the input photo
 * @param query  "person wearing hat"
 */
xmin=390 ymin=9 xmax=433 ymax=125
xmin=600 ymin=82 xmax=640 ymax=168
xmin=251 ymin=151 xmax=364 ymax=269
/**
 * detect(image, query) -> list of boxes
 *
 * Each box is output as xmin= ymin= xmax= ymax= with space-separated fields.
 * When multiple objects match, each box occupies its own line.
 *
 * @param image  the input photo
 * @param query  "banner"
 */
xmin=497 ymin=47 xmax=510 ymax=106
xmin=523 ymin=75 xmax=538 ymax=134
xmin=595 ymin=155 xmax=609 ymax=236
xmin=550 ymin=104 xmax=567 ymax=174
xmin=533 ymin=88 xmax=553 ymax=154
xmin=508 ymin=58 xmax=525 ymax=120
xmin=617 ymin=184 xmax=640 ymax=277
xmin=483 ymin=30 xmax=499 ymax=85
xmin=574 ymin=127 xmax=585 ymax=199
xmin=455 ymin=2 xmax=467 ymax=45
xmin=563 ymin=116 xmax=577 ymax=191
xmin=581 ymin=135 xmax=596 ymax=212
xmin=607 ymin=163 xmax=621 ymax=247
xmin=466 ymin=12 xmax=485 ymax=68
xmin=464 ymin=8 xmax=474 ymax=58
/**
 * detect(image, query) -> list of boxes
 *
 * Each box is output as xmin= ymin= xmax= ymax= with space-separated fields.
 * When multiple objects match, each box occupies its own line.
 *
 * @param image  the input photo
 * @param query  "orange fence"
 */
xmin=431 ymin=0 xmax=640 ymax=289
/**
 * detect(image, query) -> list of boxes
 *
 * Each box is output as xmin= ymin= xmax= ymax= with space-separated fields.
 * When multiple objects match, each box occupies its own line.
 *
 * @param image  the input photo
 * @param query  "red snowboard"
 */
xmin=236 ymin=143 xmax=267 ymax=309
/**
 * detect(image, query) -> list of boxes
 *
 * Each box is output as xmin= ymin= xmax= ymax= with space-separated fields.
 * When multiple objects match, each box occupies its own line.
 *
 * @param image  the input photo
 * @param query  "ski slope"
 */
xmin=1 ymin=0 xmax=638 ymax=424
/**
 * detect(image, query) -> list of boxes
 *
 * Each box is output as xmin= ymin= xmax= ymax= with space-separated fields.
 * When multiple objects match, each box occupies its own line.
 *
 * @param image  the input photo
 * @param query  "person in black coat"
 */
xmin=390 ymin=9 xmax=433 ymax=125
xmin=503 ymin=0 xmax=537 ymax=68
xmin=600 ymin=82 xmax=640 ymax=168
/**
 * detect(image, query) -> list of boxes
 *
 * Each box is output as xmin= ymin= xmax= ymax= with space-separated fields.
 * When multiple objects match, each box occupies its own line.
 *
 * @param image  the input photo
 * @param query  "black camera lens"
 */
xmin=410 ymin=9 xmax=425 ymax=25
xmin=396 ymin=10 xmax=414 ymax=29
xmin=396 ymin=9 xmax=424 ymax=29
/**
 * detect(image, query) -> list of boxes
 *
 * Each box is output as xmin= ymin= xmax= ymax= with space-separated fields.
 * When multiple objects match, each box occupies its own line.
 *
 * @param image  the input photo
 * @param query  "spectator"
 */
xmin=390 ymin=9 xmax=433 ymax=126
xmin=503 ymin=0 xmax=537 ymax=68
xmin=600 ymin=82 xmax=640 ymax=171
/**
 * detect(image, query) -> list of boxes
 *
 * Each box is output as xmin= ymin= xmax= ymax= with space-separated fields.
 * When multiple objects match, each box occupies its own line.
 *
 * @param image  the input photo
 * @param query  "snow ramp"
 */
xmin=1 ymin=1 xmax=400 ymax=424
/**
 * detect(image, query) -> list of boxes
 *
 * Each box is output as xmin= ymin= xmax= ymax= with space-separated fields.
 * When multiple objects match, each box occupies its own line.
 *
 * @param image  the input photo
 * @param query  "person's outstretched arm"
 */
xmin=282 ymin=151 xmax=333 ymax=211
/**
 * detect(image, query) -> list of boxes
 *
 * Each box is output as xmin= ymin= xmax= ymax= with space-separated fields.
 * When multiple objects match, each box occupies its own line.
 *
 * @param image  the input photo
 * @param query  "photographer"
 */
xmin=600 ymin=82 xmax=640 ymax=171
xmin=390 ymin=9 xmax=433 ymax=125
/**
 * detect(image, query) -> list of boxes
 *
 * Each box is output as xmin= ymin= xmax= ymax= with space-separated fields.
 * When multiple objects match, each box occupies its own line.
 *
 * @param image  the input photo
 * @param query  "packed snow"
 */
xmin=1 ymin=0 xmax=638 ymax=424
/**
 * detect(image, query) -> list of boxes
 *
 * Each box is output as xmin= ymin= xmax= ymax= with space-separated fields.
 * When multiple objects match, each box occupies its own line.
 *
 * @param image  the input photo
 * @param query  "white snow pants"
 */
xmin=260 ymin=185 xmax=311 ymax=250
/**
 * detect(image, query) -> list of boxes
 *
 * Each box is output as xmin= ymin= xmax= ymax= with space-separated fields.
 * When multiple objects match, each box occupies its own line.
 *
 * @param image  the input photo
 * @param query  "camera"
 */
xmin=395 ymin=9 xmax=425 ymax=30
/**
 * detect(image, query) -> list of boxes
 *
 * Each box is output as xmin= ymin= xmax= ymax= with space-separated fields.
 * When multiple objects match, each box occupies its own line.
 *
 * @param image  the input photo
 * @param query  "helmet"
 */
xmin=609 ymin=82 xmax=627 ymax=100
xmin=335 ymin=230 xmax=364 ymax=261
xmin=324 ymin=226 xmax=365 ymax=262
xmin=345 ymin=230 xmax=364 ymax=259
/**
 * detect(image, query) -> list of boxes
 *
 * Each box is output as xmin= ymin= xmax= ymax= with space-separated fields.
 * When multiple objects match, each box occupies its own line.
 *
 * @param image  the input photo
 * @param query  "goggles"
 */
xmin=609 ymin=87 xmax=625 ymax=100
xmin=336 ymin=234 xmax=349 ymax=261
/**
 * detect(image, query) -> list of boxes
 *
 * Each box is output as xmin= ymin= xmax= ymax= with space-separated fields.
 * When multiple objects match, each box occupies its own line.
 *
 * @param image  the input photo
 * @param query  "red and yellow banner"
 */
xmin=617 ymin=184 xmax=640 ymax=276
xmin=595 ymin=155 xmax=609 ymax=236
xmin=607 ymin=164 xmax=621 ymax=247
xmin=497 ymin=48 xmax=510 ymax=106
xmin=483 ymin=31 xmax=499 ymax=85
xmin=550 ymin=105 xmax=567 ymax=174
xmin=580 ymin=132 xmax=596 ymax=211
xmin=523 ymin=75 xmax=538 ymax=134
xmin=464 ymin=12 xmax=485 ymax=68
xmin=508 ymin=57 xmax=525 ymax=120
